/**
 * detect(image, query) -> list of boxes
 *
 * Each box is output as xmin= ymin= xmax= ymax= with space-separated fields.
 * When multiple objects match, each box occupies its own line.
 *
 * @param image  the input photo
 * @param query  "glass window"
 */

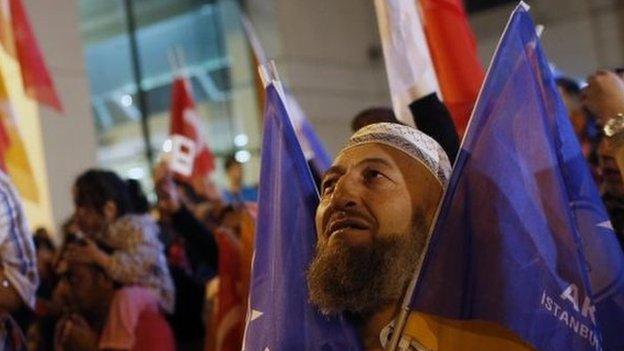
xmin=79 ymin=0 xmax=261 ymax=202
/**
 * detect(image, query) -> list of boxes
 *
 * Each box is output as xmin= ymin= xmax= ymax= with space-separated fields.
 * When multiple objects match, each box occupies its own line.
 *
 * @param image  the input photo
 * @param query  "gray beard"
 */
xmin=307 ymin=224 xmax=425 ymax=317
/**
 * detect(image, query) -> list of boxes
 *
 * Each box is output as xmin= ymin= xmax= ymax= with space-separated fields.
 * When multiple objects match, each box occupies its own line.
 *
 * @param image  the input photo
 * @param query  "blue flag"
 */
xmin=300 ymin=116 xmax=332 ymax=172
xmin=409 ymin=4 xmax=624 ymax=351
xmin=242 ymin=83 xmax=361 ymax=350
xmin=284 ymin=91 xmax=333 ymax=172
xmin=241 ymin=14 xmax=333 ymax=175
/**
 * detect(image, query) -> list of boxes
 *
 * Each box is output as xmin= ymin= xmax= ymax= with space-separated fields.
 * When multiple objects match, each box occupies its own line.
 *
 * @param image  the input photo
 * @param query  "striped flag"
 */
xmin=169 ymin=76 xmax=215 ymax=181
xmin=420 ymin=0 xmax=485 ymax=133
xmin=374 ymin=0 xmax=439 ymax=126
xmin=374 ymin=0 xmax=484 ymax=134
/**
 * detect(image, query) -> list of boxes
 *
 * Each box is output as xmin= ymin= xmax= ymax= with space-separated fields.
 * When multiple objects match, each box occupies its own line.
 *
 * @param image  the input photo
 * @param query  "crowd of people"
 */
xmin=0 ymin=68 xmax=622 ymax=351
xmin=0 ymin=152 xmax=257 ymax=351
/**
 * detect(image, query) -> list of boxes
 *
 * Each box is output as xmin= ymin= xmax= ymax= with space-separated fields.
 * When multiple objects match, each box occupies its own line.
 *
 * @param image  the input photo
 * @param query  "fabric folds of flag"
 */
xmin=242 ymin=83 xmax=361 ymax=350
xmin=408 ymin=4 xmax=624 ymax=351
xmin=169 ymin=76 xmax=215 ymax=180
xmin=420 ymin=0 xmax=484 ymax=134
xmin=285 ymin=92 xmax=332 ymax=173
xmin=9 ymin=0 xmax=62 ymax=112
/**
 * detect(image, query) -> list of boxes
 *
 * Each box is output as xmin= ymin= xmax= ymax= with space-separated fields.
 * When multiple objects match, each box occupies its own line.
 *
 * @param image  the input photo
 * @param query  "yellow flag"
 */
xmin=0 ymin=67 xmax=39 ymax=202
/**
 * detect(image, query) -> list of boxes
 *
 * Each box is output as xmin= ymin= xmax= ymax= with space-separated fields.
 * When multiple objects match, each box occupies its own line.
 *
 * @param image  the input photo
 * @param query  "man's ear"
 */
xmin=103 ymin=201 xmax=118 ymax=222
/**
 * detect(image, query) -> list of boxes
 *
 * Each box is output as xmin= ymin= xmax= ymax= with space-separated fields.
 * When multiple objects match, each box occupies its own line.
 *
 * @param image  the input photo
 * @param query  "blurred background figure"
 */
xmin=0 ymin=171 xmax=39 ymax=351
xmin=33 ymin=228 xmax=56 ymax=305
xmin=66 ymin=169 xmax=175 ymax=313
xmin=55 ymin=245 xmax=176 ymax=351
xmin=556 ymin=76 xmax=602 ymax=180
xmin=221 ymin=154 xmax=258 ymax=205
xmin=583 ymin=69 xmax=624 ymax=249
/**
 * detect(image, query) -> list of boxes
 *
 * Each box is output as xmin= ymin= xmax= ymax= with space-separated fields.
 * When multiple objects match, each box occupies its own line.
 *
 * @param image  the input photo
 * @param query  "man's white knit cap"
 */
xmin=339 ymin=123 xmax=451 ymax=187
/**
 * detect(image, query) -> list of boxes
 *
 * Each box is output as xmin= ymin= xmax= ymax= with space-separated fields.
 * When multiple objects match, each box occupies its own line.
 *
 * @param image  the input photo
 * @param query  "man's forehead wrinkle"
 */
xmin=334 ymin=146 xmax=397 ymax=169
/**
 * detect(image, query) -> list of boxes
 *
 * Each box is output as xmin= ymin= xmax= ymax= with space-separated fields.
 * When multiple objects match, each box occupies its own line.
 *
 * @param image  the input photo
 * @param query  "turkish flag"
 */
xmin=420 ymin=0 xmax=484 ymax=134
xmin=169 ymin=76 xmax=215 ymax=181
xmin=9 ymin=0 xmax=63 ymax=112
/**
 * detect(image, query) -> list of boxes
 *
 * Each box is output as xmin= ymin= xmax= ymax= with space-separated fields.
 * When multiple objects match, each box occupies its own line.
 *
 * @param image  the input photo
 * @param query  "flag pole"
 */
xmin=123 ymin=0 xmax=154 ymax=166
xmin=257 ymin=64 xmax=271 ymax=88
xmin=167 ymin=48 xmax=179 ymax=77
xmin=174 ymin=46 xmax=188 ymax=78
xmin=240 ymin=12 xmax=268 ymax=65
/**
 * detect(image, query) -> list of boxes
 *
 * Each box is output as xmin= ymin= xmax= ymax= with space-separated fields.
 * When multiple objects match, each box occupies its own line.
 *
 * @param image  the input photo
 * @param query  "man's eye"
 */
xmin=321 ymin=179 xmax=337 ymax=195
xmin=363 ymin=169 xmax=385 ymax=182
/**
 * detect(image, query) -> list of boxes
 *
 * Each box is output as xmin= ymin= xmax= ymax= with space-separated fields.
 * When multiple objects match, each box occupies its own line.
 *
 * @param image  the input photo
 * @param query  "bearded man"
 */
xmin=308 ymin=123 xmax=532 ymax=350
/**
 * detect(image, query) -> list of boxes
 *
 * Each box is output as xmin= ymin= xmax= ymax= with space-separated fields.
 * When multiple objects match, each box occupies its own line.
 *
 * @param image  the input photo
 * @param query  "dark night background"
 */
xmin=466 ymin=0 xmax=517 ymax=13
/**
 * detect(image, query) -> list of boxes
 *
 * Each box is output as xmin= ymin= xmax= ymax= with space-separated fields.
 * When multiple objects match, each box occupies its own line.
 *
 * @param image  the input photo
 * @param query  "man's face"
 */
xmin=309 ymin=144 xmax=442 ymax=315
xmin=316 ymin=145 xmax=416 ymax=247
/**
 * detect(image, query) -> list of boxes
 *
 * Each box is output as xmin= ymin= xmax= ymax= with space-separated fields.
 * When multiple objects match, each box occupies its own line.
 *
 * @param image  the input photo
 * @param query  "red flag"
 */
xmin=169 ymin=76 xmax=215 ymax=181
xmin=420 ymin=0 xmax=484 ymax=134
xmin=9 ymin=0 xmax=63 ymax=112
xmin=212 ymin=230 xmax=244 ymax=351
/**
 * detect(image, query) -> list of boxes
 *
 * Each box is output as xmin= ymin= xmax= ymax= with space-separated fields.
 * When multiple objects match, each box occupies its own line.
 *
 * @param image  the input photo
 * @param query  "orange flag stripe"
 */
xmin=420 ymin=0 xmax=485 ymax=134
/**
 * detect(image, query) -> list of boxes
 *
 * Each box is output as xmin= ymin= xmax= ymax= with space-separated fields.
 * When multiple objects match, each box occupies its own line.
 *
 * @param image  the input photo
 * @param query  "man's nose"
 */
xmin=329 ymin=175 xmax=359 ymax=210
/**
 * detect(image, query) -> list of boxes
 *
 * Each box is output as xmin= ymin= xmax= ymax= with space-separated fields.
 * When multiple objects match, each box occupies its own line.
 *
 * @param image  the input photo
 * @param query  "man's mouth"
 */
xmin=326 ymin=217 xmax=371 ymax=237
